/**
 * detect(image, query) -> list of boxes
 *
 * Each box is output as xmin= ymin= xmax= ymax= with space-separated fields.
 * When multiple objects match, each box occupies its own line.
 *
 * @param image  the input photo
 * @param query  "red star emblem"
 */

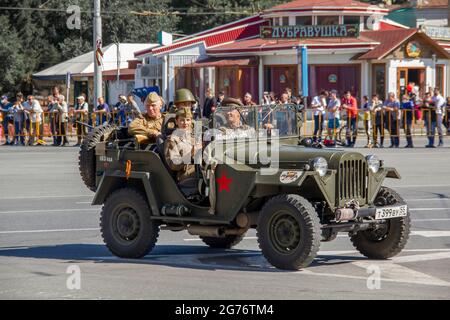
xmin=216 ymin=172 xmax=232 ymax=192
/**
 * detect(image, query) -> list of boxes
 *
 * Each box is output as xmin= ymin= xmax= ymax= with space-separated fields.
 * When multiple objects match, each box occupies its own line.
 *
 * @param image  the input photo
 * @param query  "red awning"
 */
xmin=184 ymin=57 xmax=258 ymax=68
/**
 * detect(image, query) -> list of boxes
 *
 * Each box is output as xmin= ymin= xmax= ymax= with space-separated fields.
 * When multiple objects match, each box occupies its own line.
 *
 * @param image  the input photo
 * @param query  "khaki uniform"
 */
xmin=128 ymin=113 xmax=164 ymax=142
xmin=164 ymin=130 xmax=197 ymax=182
xmin=217 ymin=124 xmax=256 ymax=140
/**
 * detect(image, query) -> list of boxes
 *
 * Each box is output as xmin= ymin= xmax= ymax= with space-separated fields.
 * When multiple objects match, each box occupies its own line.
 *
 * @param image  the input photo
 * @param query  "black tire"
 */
xmin=257 ymin=194 xmax=321 ymax=270
xmin=100 ymin=188 xmax=159 ymax=258
xmin=350 ymin=187 xmax=411 ymax=259
xmin=78 ymin=124 xmax=117 ymax=192
xmin=200 ymin=234 xmax=245 ymax=249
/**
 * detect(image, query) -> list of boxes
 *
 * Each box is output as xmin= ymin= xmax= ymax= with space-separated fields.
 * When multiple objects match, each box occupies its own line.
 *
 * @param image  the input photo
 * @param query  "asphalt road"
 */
xmin=0 ymin=140 xmax=449 ymax=300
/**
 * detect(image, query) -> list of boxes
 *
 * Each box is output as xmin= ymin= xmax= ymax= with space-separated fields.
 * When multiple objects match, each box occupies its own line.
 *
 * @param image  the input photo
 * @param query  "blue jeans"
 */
xmin=14 ymin=121 xmax=24 ymax=144
xmin=313 ymin=114 xmax=324 ymax=141
xmin=346 ymin=117 xmax=357 ymax=145
xmin=426 ymin=121 xmax=437 ymax=146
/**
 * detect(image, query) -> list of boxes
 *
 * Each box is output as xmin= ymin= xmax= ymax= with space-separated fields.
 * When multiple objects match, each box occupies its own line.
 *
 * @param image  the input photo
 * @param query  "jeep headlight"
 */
xmin=313 ymin=157 xmax=328 ymax=177
xmin=366 ymin=155 xmax=380 ymax=173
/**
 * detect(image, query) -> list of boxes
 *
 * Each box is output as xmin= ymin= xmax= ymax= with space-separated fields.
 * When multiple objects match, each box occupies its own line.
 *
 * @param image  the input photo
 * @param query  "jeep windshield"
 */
xmin=211 ymin=104 xmax=298 ymax=140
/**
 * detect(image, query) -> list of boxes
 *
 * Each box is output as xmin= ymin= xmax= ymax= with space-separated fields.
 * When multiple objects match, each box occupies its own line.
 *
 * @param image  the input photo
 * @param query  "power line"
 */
xmin=0 ymin=6 xmax=258 ymax=16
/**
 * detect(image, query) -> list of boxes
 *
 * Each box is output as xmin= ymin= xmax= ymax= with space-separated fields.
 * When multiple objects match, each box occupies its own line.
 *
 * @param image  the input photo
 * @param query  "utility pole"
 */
xmin=93 ymin=0 xmax=102 ymax=106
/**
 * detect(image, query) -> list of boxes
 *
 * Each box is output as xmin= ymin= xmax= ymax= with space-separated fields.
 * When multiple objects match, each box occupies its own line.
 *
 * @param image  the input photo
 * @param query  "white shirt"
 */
xmin=311 ymin=96 xmax=326 ymax=116
xmin=432 ymin=94 xmax=446 ymax=115
xmin=23 ymin=100 xmax=43 ymax=122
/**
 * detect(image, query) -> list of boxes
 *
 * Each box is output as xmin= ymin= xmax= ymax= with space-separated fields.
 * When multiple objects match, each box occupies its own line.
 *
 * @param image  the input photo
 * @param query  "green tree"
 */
xmin=0 ymin=16 xmax=28 ymax=94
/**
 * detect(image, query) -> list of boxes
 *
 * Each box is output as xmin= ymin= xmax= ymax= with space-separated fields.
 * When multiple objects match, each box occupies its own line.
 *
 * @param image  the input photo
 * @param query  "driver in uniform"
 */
xmin=216 ymin=98 xmax=256 ymax=140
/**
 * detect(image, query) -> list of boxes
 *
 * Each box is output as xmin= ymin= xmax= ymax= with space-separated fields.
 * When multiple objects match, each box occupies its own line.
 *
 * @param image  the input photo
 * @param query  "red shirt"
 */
xmin=342 ymin=96 xmax=358 ymax=118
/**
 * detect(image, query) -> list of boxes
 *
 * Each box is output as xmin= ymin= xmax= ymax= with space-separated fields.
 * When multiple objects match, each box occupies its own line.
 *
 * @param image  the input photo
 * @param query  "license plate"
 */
xmin=375 ymin=205 xmax=408 ymax=220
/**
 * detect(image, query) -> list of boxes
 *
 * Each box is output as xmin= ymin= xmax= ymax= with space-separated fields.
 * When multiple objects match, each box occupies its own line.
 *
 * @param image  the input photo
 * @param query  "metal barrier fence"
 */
xmin=0 ymin=108 xmax=449 ymax=144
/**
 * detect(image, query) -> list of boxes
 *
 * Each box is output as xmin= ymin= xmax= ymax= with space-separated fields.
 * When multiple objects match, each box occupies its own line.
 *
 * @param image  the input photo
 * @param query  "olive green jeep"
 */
xmin=78 ymin=104 xmax=410 ymax=270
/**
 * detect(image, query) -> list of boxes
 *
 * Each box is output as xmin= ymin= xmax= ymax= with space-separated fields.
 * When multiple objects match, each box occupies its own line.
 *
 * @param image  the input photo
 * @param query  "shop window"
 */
xmin=317 ymin=16 xmax=339 ymax=25
xmin=273 ymin=18 xmax=279 ymax=26
xmin=282 ymin=17 xmax=289 ymax=26
xmin=344 ymin=16 xmax=360 ymax=26
xmin=295 ymin=16 xmax=312 ymax=26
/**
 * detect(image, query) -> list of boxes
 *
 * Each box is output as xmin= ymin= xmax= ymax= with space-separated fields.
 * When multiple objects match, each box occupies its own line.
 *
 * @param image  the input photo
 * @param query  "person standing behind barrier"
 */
xmin=73 ymin=96 xmax=89 ymax=146
xmin=54 ymin=95 xmax=69 ymax=146
xmin=23 ymin=95 xmax=44 ymax=146
xmin=361 ymin=96 xmax=374 ymax=148
xmin=0 ymin=96 xmax=13 ymax=145
xmin=421 ymin=91 xmax=438 ymax=148
xmin=112 ymin=95 xmax=127 ymax=126
xmin=94 ymin=97 xmax=110 ymax=126
xmin=311 ymin=91 xmax=326 ymax=142
xmin=11 ymin=93 xmax=25 ymax=145
xmin=372 ymin=94 xmax=385 ymax=148
xmin=445 ymin=97 xmax=450 ymax=136
xmin=47 ymin=96 xmax=60 ymax=146
xmin=401 ymin=94 xmax=414 ymax=148
xmin=327 ymin=90 xmax=341 ymax=144
xmin=384 ymin=92 xmax=401 ymax=148
xmin=341 ymin=91 xmax=358 ymax=147
xmin=432 ymin=88 xmax=446 ymax=147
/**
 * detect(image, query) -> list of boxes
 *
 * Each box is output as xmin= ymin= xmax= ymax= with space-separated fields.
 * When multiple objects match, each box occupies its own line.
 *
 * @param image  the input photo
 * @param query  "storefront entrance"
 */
xmin=397 ymin=67 xmax=425 ymax=98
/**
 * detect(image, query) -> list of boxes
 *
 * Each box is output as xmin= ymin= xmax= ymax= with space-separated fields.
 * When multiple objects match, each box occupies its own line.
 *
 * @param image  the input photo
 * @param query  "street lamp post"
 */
xmin=93 ymin=0 xmax=103 ymax=106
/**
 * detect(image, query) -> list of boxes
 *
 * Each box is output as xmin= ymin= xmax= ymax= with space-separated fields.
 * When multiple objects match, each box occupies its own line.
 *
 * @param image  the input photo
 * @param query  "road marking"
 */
xmin=0 ymin=195 xmax=93 ymax=200
xmin=410 ymin=208 xmax=450 ymax=211
xmin=352 ymin=259 xmax=450 ymax=287
xmin=392 ymin=252 xmax=450 ymax=263
xmin=76 ymin=202 xmax=93 ymax=204
xmin=0 ymin=208 xmax=98 ymax=214
xmin=0 ymin=228 xmax=100 ymax=234
xmin=407 ymin=198 xmax=450 ymax=202
xmin=413 ymin=219 xmax=450 ymax=222
xmin=393 ymin=184 xmax=450 ymax=188
xmin=411 ymin=231 xmax=450 ymax=237
xmin=184 ymin=236 xmax=258 ymax=242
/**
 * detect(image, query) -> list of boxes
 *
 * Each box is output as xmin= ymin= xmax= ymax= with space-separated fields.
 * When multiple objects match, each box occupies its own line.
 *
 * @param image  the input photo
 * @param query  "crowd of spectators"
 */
xmin=1 ymin=84 xmax=449 ymax=148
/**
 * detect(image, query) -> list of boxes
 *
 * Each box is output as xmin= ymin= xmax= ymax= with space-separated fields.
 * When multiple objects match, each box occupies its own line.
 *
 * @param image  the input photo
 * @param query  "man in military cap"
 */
xmin=164 ymin=107 xmax=201 ymax=182
xmin=128 ymin=92 xmax=165 ymax=143
xmin=217 ymin=97 xmax=256 ymax=139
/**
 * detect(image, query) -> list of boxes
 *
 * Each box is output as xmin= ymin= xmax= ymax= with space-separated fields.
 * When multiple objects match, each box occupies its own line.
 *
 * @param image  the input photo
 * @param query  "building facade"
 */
xmin=134 ymin=0 xmax=450 ymax=105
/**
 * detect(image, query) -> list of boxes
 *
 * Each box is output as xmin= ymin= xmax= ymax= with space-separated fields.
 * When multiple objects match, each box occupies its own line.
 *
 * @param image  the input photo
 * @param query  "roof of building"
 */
xmin=416 ymin=0 xmax=448 ymax=8
xmin=357 ymin=28 xmax=450 ymax=59
xmin=34 ymin=43 xmax=152 ymax=80
xmin=266 ymin=0 xmax=388 ymax=12
xmin=207 ymin=36 xmax=379 ymax=55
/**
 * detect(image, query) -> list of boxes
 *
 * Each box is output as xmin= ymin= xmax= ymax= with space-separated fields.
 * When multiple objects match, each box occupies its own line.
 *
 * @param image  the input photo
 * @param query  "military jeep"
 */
xmin=78 ymin=104 xmax=410 ymax=270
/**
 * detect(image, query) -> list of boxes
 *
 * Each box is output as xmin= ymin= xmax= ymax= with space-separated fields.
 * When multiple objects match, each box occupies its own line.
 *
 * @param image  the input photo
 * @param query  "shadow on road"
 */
xmin=0 ymin=243 xmax=367 ymax=272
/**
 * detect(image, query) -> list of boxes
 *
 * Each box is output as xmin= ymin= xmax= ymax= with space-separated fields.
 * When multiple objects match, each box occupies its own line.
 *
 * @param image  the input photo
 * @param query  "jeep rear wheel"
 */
xmin=78 ymin=124 xmax=116 ymax=192
xmin=257 ymin=194 xmax=321 ymax=270
xmin=100 ymin=188 xmax=159 ymax=258
xmin=200 ymin=234 xmax=245 ymax=249
xmin=350 ymin=187 xmax=411 ymax=259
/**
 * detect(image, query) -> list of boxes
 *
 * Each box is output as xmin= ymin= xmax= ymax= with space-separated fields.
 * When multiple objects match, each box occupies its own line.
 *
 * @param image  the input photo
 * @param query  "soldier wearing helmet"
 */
xmin=171 ymin=88 xmax=197 ymax=113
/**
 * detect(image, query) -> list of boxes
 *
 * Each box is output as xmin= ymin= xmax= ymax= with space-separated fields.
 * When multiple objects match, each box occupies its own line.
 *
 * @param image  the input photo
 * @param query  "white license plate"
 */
xmin=375 ymin=205 xmax=408 ymax=220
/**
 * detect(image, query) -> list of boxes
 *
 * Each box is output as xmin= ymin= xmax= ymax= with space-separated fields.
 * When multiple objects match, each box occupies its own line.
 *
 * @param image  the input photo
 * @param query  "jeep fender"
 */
xmin=92 ymin=171 xmax=161 ymax=216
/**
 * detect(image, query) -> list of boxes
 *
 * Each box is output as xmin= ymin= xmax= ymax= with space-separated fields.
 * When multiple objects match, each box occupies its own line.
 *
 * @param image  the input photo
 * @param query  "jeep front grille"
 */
xmin=338 ymin=159 xmax=367 ymax=202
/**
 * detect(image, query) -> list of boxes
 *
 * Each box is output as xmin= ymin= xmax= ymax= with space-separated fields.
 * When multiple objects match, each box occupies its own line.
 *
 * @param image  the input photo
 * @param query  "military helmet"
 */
xmin=174 ymin=88 xmax=196 ymax=105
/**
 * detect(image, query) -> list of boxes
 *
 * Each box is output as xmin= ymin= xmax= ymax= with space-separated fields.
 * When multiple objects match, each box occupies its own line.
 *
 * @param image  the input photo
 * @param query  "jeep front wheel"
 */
xmin=257 ymin=194 xmax=321 ymax=270
xmin=350 ymin=187 xmax=411 ymax=259
xmin=100 ymin=188 xmax=159 ymax=258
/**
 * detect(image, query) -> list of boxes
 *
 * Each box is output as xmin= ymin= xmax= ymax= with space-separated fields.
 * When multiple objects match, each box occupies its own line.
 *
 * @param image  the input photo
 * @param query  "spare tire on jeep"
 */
xmin=78 ymin=124 xmax=117 ymax=192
